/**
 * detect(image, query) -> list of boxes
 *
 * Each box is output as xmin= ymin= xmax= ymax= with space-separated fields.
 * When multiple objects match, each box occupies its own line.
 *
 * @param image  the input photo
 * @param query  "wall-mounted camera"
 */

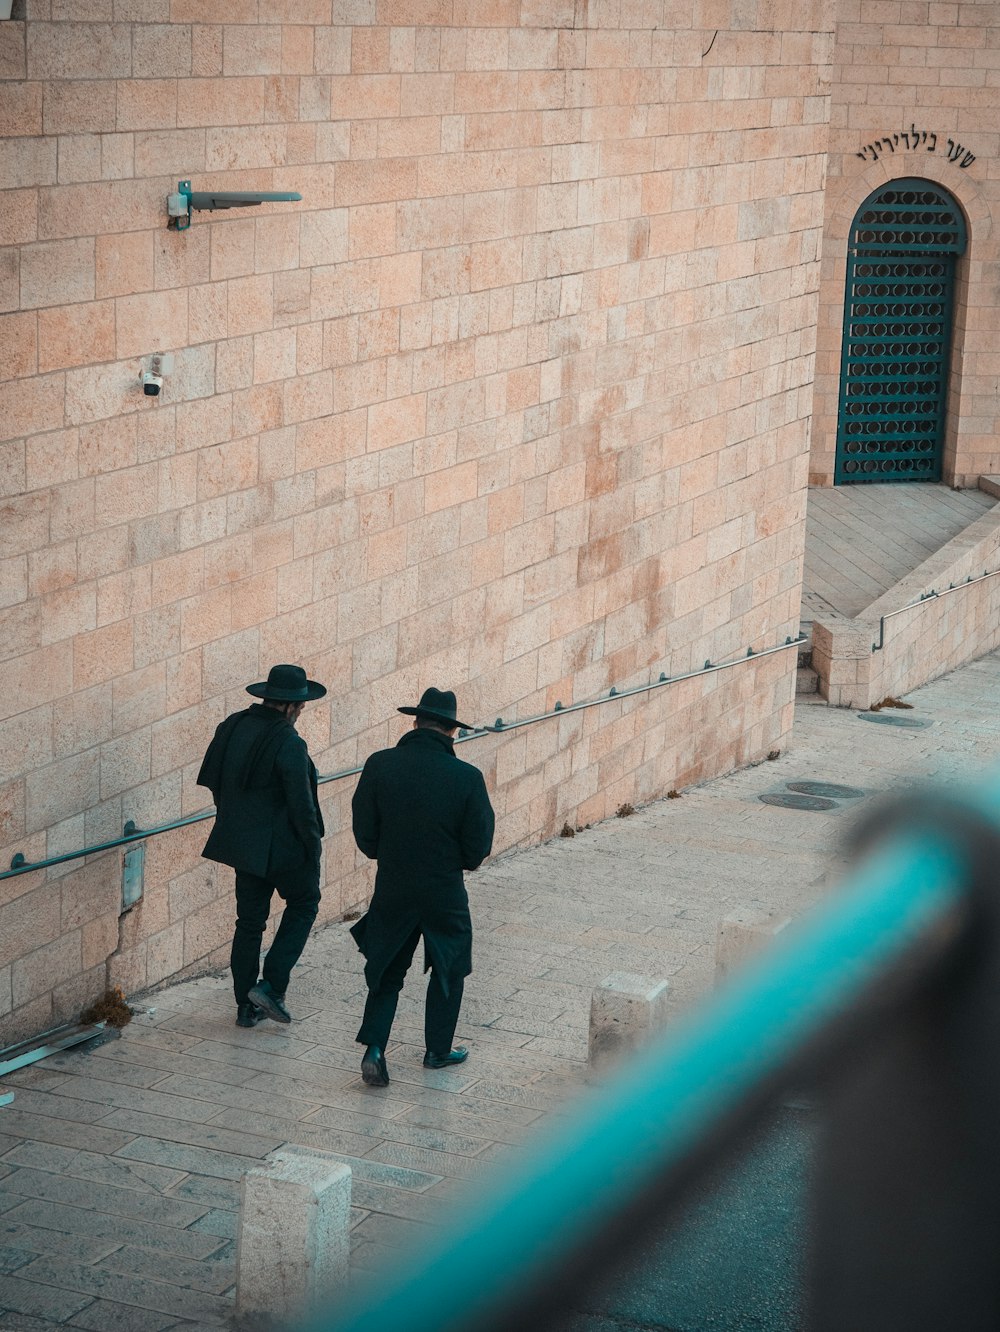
xmin=140 ymin=354 xmax=169 ymax=398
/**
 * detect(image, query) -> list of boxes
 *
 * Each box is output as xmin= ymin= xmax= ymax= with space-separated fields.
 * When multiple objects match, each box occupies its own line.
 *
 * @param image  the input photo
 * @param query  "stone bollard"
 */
xmin=236 ymin=1147 xmax=352 ymax=1325
xmin=588 ymin=971 xmax=670 ymax=1073
xmin=714 ymin=910 xmax=792 ymax=987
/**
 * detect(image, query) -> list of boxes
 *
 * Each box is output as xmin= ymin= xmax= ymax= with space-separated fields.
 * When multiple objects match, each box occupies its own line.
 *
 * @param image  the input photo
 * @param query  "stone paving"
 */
xmin=2 ymin=651 xmax=1000 ymax=1330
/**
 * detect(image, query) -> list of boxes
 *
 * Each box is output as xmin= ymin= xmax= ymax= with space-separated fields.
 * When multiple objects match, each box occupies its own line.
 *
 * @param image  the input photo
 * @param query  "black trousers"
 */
xmin=231 ymin=862 xmax=320 ymax=1005
xmin=356 ymin=925 xmax=464 ymax=1054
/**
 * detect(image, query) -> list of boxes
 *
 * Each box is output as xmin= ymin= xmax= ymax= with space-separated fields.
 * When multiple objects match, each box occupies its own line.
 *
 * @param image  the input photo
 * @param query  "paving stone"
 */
xmin=95 ymin=1243 xmax=234 ymax=1296
xmin=13 ymin=1257 xmax=231 ymax=1324
xmin=111 ymin=1138 xmax=269 ymax=1183
xmin=1 ymin=1144 xmax=187 ymax=1196
xmin=205 ymin=1105 xmax=374 ymax=1158
xmin=302 ymin=1104 xmax=495 ymax=1157
xmin=40 ymin=1055 xmax=168 ymax=1091
xmin=0 ymin=1272 xmax=94 ymax=1322
xmin=95 ymin=1109 xmax=285 ymax=1159
xmin=63 ymin=1042 xmax=258 ymax=1089
xmin=146 ymin=1073 xmax=319 ymax=1120
xmin=348 ymin=1178 xmax=450 ymax=1226
xmin=187 ymin=1209 xmax=238 ymax=1241
xmin=297 ymin=1153 xmax=441 ymax=1192
xmin=0 ymin=1312 xmax=69 ymax=1330
xmin=0 ymin=1089 xmax=126 ymax=1128
xmin=0 ymin=1243 xmax=36 ymax=1273
xmin=364 ymin=1140 xmax=500 ymax=1182
xmin=37 ymin=1078 xmax=225 ymax=1126
xmin=392 ymin=1102 xmax=544 ymax=1147
xmin=165 ymin=1177 xmax=239 ymax=1212
xmin=0 ymin=1168 xmax=210 ymax=1229
xmin=68 ymin=1298 xmax=181 ymax=1331
xmin=0 ymin=1218 xmax=121 ymax=1264
xmin=1 ymin=1199 xmax=226 ymax=1261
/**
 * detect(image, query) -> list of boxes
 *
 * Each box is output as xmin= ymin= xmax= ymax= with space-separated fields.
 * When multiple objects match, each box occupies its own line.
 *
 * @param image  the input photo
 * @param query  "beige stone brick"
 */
xmin=116 ymin=288 xmax=188 ymax=359
xmin=177 ymin=75 xmax=268 ymax=128
xmin=0 ymin=189 xmax=38 ymax=247
xmin=0 ymin=310 xmax=38 ymax=383
xmin=12 ymin=929 xmax=82 ymax=1009
xmin=59 ymin=855 xmax=121 ymax=937
xmin=210 ymin=217 xmax=256 ymax=282
xmin=37 ymin=298 xmax=116 ymax=372
xmin=94 ymin=462 xmax=157 ymax=530
xmin=0 ymin=136 xmax=56 ymax=193
xmin=255 ymin=214 xmax=300 ymax=273
xmin=0 ymin=489 xmax=51 ymax=559
xmin=81 ymin=914 xmax=119 ymax=971
xmin=0 ymin=20 xmax=26 ymax=81
xmin=228 ymin=274 xmax=274 ymax=336
xmin=180 ymin=584 xmax=232 ymax=652
xmin=198 ymin=436 xmax=259 ymax=500
xmin=0 ymin=881 xmax=60 ymax=972
xmin=0 ymin=555 xmax=28 ymax=611
xmin=96 ymin=566 xmax=152 ymax=627
xmin=40 ymin=584 xmax=97 ymax=647
xmin=151 ymin=698 xmax=223 ymax=779
xmin=27 ymin=22 xmax=132 ymax=80
xmin=0 ymin=82 xmax=43 ymax=138
xmin=20 ymin=236 xmax=94 ymax=308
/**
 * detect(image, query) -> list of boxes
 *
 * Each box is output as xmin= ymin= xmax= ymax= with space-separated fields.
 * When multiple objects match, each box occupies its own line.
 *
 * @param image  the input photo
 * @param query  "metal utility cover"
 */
xmin=759 ymin=793 xmax=838 ymax=811
xmin=123 ymin=843 xmax=144 ymax=910
xmin=856 ymin=712 xmax=932 ymax=728
xmin=786 ymin=781 xmax=866 ymax=799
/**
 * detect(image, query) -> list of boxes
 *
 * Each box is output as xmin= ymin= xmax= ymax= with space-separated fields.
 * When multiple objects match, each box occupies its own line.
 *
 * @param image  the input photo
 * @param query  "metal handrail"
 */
xmin=871 ymin=566 xmax=1000 ymax=651
xmin=1 ymin=633 xmax=803 ymax=881
xmin=309 ymin=777 xmax=997 ymax=1332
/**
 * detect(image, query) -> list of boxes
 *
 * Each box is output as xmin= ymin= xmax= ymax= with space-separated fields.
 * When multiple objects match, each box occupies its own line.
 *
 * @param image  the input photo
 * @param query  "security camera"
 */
xmin=141 ymin=372 xmax=163 ymax=397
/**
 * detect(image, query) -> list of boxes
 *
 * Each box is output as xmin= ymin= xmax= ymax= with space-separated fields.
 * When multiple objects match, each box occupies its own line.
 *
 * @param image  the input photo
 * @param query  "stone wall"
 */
xmin=0 ymin=2 xmax=832 ymax=1044
xmin=811 ymin=0 xmax=1000 ymax=487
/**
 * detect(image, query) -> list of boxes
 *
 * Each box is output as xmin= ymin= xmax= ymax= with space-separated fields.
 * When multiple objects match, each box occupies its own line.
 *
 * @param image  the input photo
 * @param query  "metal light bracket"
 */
xmin=167 ymin=179 xmax=303 ymax=231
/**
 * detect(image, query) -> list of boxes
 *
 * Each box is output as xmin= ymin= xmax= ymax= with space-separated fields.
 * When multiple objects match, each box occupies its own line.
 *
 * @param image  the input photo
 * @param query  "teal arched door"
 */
xmin=835 ymin=179 xmax=967 ymax=484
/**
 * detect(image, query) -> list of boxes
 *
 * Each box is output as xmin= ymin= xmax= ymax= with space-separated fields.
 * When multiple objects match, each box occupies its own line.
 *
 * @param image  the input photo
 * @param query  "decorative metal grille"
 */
xmin=835 ymin=179 xmax=967 ymax=484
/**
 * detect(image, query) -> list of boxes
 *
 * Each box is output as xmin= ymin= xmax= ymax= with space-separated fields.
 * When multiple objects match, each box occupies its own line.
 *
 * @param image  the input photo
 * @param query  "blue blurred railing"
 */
xmin=307 ymin=776 xmax=1000 ymax=1332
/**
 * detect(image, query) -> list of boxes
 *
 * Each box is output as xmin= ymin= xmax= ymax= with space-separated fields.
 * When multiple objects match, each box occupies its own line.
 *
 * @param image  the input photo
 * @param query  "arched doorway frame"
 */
xmin=810 ymin=156 xmax=991 ymax=487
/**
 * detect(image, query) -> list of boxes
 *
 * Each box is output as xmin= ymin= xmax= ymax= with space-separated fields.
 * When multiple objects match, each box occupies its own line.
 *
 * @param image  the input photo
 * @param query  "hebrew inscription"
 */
xmin=856 ymin=127 xmax=975 ymax=168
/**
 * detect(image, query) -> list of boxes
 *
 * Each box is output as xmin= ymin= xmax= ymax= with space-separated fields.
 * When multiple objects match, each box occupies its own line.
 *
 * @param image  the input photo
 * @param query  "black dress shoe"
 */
xmin=235 ymin=1002 xmax=262 ymax=1028
xmin=423 ymin=1046 xmax=468 ymax=1069
xmin=247 ymin=981 xmax=291 ymax=1024
xmin=361 ymin=1045 xmax=389 ymax=1087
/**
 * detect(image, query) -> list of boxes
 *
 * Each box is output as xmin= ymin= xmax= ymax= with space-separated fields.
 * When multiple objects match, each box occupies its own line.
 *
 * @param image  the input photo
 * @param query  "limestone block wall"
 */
xmin=811 ymin=0 xmax=1000 ymax=487
xmin=0 ymin=3 xmax=832 ymax=1044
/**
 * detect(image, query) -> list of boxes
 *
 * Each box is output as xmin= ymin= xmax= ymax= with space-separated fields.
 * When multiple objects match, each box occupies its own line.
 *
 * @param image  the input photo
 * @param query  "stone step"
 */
xmin=796 ymin=666 xmax=819 ymax=695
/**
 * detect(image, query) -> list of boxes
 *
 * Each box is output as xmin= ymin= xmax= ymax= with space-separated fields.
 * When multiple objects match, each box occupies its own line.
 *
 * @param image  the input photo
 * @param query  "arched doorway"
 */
xmin=834 ymin=178 xmax=967 ymax=484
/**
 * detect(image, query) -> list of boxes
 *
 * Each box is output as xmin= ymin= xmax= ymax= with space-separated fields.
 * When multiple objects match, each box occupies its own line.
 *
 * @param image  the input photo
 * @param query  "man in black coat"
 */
xmin=198 ymin=664 xmax=327 ymax=1028
xmin=350 ymin=687 xmax=495 ymax=1087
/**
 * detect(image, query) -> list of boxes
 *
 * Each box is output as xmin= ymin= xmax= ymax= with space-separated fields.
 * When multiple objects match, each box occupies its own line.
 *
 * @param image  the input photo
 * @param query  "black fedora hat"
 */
xmin=398 ymin=687 xmax=472 ymax=731
xmin=247 ymin=664 xmax=327 ymax=702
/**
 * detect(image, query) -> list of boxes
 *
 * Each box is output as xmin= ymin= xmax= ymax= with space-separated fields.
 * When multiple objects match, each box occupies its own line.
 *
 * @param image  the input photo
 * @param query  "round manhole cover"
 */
xmin=759 ymin=793 xmax=838 ymax=811
xmin=856 ymin=712 xmax=932 ymax=729
xmin=786 ymin=781 xmax=866 ymax=800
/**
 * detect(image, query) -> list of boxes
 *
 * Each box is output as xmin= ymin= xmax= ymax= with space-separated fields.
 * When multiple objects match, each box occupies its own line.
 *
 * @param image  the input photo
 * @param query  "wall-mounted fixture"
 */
xmin=167 ymin=179 xmax=303 ymax=231
xmin=139 ymin=353 xmax=172 ymax=397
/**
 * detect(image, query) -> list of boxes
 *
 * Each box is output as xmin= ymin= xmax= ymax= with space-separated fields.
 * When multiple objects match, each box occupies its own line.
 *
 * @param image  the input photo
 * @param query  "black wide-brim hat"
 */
xmin=247 ymin=663 xmax=327 ymax=702
xmin=398 ymin=687 xmax=472 ymax=731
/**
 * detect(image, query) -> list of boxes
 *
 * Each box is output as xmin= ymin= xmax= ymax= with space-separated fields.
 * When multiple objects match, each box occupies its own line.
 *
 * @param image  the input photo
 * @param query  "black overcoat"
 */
xmin=197 ymin=704 xmax=324 ymax=878
xmin=350 ymin=727 xmax=495 ymax=995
